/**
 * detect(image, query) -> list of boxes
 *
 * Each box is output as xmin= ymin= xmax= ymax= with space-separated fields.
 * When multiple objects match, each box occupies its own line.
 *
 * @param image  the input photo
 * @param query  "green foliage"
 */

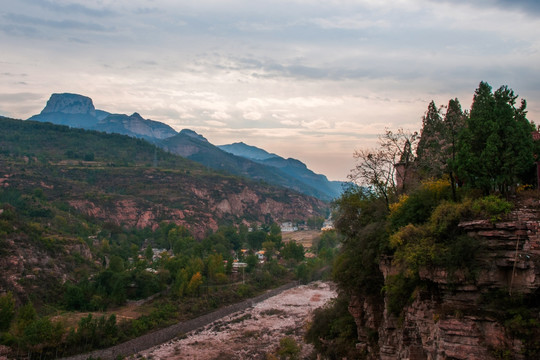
xmin=383 ymin=273 xmax=419 ymax=317
xmin=247 ymin=230 xmax=266 ymax=250
xmin=109 ymin=255 xmax=124 ymax=273
xmin=246 ymin=254 xmax=258 ymax=273
xmin=206 ymin=253 xmax=225 ymax=282
xmin=275 ymin=336 xmax=301 ymax=360
xmin=307 ymin=216 xmax=324 ymax=229
xmin=416 ymin=101 xmax=446 ymax=178
xmin=388 ymin=179 xmax=452 ymax=230
xmin=281 ymin=241 xmax=304 ymax=262
xmin=470 ymin=195 xmax=512 ymax=222
xmin=0 ymin=117 xmax=195 ymax=169
xmin=332 ymin=187 xmax=388 ymax=295
xmin=145 ymin=245 xmax=153 ymax=261
xmin=66 ymin=314 xmax=119 ymax=352
xmin=305 ymin=295 xmax=360 ymax=359
xmin=481 ymin=290 xmax=540 ymax=357
xmin=21 ymin=317 xmax=64 ymax=356
xmin=456 ymin=82 xmax=534 ymax=194
xmin=0 ymin=292 xmax=15 ymax=331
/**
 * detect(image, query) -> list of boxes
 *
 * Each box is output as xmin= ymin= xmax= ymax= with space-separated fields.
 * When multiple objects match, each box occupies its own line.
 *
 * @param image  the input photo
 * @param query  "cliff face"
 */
xmin=350 ymin=207 xmax=540 ymax=359
xmin=41 ymin=93 xmax=96 ymax=116
xmin=67 ymin=184 xmax=322 ymax=239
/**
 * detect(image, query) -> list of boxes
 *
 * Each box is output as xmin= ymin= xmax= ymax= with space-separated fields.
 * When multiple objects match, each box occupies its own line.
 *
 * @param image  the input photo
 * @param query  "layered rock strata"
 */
xmin=351 ymin=207 xmax=540 ymax=359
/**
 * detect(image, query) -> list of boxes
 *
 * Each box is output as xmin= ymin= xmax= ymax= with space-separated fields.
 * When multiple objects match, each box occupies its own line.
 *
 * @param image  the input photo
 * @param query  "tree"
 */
xmin=21 ymin=317 xmax=64 ymax=357
xmin=416 ymin=101 xmax=446 ymax=178
xmin=109 ymin=255 xmax=124 ymax=273
xmin=0 ymin=291 xmax=15 ymax=331
xmin=307 ymin=216 xmax=324 ymax=230
xmin=456 ymin=82 xmax=534 ymax=194
xmin=206 ymin=253 xmax=225 ymax=282
xmin=349 ymin=129 xmax=418 ymax=208
xmin=187 ymin=272 xmax=203 ymax=295
xmin=443 ymin=98 xmax=466 ymax=200
xmin=247 ymin=230 xmax=266 ymax=250
xmin=145 ymin=245 xmax=153 ymax=262
xmin=246 ymin=254 xmax=258 ymax=273
xmin=173 ymin=268 xmax=189 ymax=297
xmin=332 ymin=187 xmax=387 ymax=296
xmin=281 ymin=241 xmax=304 ymax=262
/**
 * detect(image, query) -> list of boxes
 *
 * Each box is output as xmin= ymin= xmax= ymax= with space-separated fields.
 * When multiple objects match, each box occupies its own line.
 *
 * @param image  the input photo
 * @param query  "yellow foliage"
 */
xmin=187 ymin=272 xmax=203 ymax=294
xmin=421 ymin=178 xmax=451 ymax=196
xmin=517 ymin=184 xmax=533 ymax=193
xmin=389 ymin=194 xmax=409 ymax=214
xmin=389 ymin=224 xmax=422 ymax=248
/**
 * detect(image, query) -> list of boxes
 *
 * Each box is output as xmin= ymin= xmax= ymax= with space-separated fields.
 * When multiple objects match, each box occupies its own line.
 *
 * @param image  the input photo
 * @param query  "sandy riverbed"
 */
xmin=138 ymin=281 xmax=337 ymax=359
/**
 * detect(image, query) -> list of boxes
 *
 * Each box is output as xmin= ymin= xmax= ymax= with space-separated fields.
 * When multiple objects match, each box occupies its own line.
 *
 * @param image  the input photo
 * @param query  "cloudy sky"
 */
xmin=1 ymin=0 xmax=539 ymax=180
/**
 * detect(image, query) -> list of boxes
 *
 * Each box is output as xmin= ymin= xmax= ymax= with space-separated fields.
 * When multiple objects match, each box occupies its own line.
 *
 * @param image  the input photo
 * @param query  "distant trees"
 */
xmin=281 ymin=241 xmax=305 ymax=262
xmin=0 ymin=292 xmax=15 ymax=331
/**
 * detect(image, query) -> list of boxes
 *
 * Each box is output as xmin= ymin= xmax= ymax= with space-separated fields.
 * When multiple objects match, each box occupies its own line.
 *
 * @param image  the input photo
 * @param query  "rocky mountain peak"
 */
xmin=41 ymin=93 xmax=96 ymax=117
xmin=180 ymin=129 xmax=209 ymax=143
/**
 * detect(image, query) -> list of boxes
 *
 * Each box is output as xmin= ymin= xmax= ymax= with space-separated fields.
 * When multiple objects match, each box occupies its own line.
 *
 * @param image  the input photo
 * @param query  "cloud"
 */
xmin=301 ymin=119 xmax=331 ymax=130
xmin=4 ymin=13 xmax=112 ymax=32
xmin=0 ymin=92 xmax=43 ymax=102
xmin=243 ymin=111 xmax=263 ymax=121
xmin=20 ymin=0 xmax=116 ymax=17
xmin=205 ymin=120 xmax=227 ymax=127
xmin=0 ymin=0 xmax=539 ymax=181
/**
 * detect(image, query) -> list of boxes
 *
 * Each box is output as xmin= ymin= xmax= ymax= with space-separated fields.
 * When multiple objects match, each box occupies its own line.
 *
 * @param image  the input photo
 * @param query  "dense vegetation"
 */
xmin=307 ymin=82 xmax=540 ymax=358
xmin=0 ymin=117 xmax=336 ymax=358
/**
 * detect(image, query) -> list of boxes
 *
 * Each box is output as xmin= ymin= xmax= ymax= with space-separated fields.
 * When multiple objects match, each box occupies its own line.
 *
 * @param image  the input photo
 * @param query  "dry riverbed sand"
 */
xmin=138 ymin=281 xmax=337 ymax=359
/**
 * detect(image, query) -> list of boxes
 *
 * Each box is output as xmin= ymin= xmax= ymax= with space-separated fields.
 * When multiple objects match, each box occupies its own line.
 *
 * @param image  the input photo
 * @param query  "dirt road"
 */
xmin=138 ymin=281 xmax=337 ymax=359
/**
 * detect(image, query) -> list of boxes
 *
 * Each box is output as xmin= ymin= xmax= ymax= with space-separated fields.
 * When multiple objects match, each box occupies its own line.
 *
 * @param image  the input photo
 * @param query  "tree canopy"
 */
xmin=456 ymin=82 xmax=534 ymax=194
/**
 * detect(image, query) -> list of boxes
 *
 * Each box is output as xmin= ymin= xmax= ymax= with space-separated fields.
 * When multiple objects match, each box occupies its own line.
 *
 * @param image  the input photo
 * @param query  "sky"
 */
xmin=1 ymin=0 xmax=539 ymax=181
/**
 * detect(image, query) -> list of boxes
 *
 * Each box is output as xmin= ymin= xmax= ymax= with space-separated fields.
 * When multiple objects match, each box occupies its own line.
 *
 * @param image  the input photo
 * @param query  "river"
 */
xmin=138 ymin=281 xmax=337 ymax=359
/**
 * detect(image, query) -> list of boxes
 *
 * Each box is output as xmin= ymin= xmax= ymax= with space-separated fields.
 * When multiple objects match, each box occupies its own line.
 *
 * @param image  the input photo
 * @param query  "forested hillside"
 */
xmin=0 ymin=117 xmax=334 ymax=358
xmin=307 ymin=82 xmax=540 ymax=359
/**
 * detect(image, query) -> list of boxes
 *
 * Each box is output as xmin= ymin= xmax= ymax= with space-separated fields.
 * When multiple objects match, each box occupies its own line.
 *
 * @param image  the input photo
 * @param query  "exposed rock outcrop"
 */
xmin=97 ymin=112 xmax=177 ymax=140
xmin=67 ymin=183 xmax=322 ymax=240
xmin=352 ymin=207 xmax=540 ymax=359
xmin=41 ymin=93 xmax=96 ymax=116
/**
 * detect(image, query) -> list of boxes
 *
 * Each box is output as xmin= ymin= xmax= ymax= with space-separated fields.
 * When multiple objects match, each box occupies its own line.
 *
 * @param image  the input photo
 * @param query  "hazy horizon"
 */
xmin=1 ymin=0 xmax=539 ymax=181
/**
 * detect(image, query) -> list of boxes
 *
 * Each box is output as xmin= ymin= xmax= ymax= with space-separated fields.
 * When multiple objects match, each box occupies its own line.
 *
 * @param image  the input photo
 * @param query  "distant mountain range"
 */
xmin=218 ymin=142 xmax=344 ymax=201
xmin=26 ymin=93 xmax=346 ymax=201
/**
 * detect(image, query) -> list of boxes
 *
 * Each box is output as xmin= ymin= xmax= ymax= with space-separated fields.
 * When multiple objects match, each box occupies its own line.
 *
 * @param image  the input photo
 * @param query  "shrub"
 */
xmin=383 ymin=273 xmax=419 ymax=317
xmin=471 ymin=195 xmax=512 ymax=222
xmin=389 ymin=179 xmax=452 ymax=230
xmin=305 ymin=296 xmax=360 ymax=359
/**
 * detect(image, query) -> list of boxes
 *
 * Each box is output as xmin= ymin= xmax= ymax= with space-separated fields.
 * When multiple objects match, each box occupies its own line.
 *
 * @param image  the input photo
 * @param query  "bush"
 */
xmin=471 ymin=195 xmax=512 ymax=222
xmin=276 ymin=336 xmax=301 ymax=359
xmin=383 ymin=273 xmax=419 ymax=317
xmin=305 ymin=296 xmax=360 ymax=359
xmin=389 ymin=179 xmax=452 ymax=230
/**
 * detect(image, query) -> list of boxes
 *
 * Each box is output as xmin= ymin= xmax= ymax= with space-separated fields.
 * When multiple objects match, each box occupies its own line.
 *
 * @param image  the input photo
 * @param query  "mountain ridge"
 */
xmin=219 ymin=142 xmax=345 ymax=200
xmin=26 ymin=93 xmax=344 ymax=201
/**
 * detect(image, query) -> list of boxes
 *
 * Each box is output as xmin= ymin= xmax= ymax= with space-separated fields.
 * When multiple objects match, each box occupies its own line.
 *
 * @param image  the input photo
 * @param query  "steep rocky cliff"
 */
xmin=41 ymin=93 xmax=97 ymax=116
xmin=350 ymin=206 xmax=540 ymax=359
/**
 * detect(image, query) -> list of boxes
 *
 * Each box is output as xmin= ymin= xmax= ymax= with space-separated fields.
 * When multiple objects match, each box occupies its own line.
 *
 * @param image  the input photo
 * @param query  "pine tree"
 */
xmin=456 ymin=82 xmax=534 ymax=193
xmin=443 ymin=98 xmax=466 ymax=199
